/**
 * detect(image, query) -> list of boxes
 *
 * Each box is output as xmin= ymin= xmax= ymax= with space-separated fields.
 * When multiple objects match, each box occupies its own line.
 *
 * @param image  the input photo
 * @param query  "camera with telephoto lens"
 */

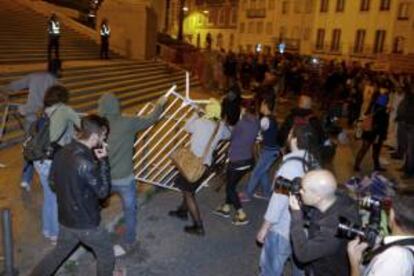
xmin=273 ymin=176 xmax=302 ymax=196
xmin=359 ymin=196 xmax=382 ymax=229
xmin=337 ymin=217 xmax=380 ymax=248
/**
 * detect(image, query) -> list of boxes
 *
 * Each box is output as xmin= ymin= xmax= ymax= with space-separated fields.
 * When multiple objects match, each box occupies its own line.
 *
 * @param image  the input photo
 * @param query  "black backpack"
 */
xmin=23 ymin=111 xmax=66 ymax=161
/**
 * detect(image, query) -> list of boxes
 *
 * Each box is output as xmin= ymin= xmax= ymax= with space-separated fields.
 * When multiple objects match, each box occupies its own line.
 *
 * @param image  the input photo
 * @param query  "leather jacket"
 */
xmin=50 ymin=140 xmax=111 ymax=229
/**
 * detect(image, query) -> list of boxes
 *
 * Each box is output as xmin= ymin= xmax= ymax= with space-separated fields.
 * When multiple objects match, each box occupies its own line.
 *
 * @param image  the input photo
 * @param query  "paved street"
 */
xmin=0 ymin=94 xmax=412 ymax=275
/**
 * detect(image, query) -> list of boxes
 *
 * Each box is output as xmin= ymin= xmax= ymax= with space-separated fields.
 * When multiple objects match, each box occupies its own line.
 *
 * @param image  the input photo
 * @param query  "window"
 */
xmin=336 ymin=0 xmax=345 ymax=12
xmin=320 ymin=0 xmax=329 ymax=12
xmin=373 ymin=30 xmax=386 ymax=53
xmin=257 ymin=21 xmax=264 ymax=34
xmin=282 ymin=1 xmax=289 ymax=14
xmin=240 ymin=22 xmax=245 ymax=33
xmin=229 ymin=34 xmax=234 ymax=49
xmin=360 ymin=0 xmax=370 ymax=11
xmin=268 ymin=0 xmax=275 ymax=10
xmin=231 ymin=8 xmax=237 ymax=25
xmin=248 ymin=22 xmax=254 ymax=33
xmin=266 ymin=22 xmax=273 ymax=34
xmin=398 ymin=3 xmax=411 ymax=20
xmin=353 ymin=29 xmax=366 ymax=53
xmin=380 ymin=0 xmax=391 ymax=10
xmin=316 ymin=28 xmax=325 ymax=49
xmin=393 ymin=36 xmax=405 ymax=53
xmin=218 ymin=8 xmax=226 ymax=26
xmin=331 ymin=28 xmax=341 ymax=51
xmin=208 ymin=9 xmax=217 ymax=25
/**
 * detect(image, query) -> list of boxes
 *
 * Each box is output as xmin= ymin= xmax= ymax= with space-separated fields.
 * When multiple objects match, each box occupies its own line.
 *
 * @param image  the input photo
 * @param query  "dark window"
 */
xmin=336 ymin=0 xmax=345 ymax=12
xmin=380 ymin=0 xmax=391 ymax=10
xmin=397 ymin=3 xmax=411 ymax=20
xmin=360 ymin=0 xmax=370 ymax=11
xmin=373 ymin=30 xmax=386 ymax=53
xmin=320 ymin=0 xmax=329 ymax=12
xmin=331 ymin=29 xmax=341 ymax=51
xmin=316 ymin=28 xmax=325 ymax=49
xmin=353 ymin=29 xmax=366 ymax=53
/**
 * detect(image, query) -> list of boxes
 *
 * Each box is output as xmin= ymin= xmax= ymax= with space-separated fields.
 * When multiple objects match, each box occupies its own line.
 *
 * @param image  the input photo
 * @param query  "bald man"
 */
xmin=278 ymin=95 xmax=325 ymax=147
xmin=289 ymin=170 xmax=359 ymax=276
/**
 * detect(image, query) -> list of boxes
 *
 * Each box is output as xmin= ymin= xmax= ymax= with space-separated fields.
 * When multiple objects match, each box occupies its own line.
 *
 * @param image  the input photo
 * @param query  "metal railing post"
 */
xmin=1 ymin=209 xmax=17 ymax=276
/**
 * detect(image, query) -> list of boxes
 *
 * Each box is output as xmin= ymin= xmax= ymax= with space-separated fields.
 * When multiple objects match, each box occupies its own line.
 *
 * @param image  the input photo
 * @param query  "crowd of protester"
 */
xmin=1 ymin=48 xmax=414 ymax=275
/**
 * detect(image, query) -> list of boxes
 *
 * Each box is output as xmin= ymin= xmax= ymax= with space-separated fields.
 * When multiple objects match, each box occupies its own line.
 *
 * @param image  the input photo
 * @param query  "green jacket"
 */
xmin=98 ymin=93 xmax=163 ymax=180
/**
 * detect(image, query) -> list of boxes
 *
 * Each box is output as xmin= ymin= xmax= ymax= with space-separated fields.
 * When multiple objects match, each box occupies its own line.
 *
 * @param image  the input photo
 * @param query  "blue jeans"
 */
xmin=34 ymin=160 xmax=59 ymax=237
xmin=260 ymin=231 xmax=304 ymax=276
xmin=22 ymin=160 xmax=34 ymax=185
xmin=245 ymin=148 xmax=279 ymax=199
xmin=112 ymin=177 xmax=137 ymax=244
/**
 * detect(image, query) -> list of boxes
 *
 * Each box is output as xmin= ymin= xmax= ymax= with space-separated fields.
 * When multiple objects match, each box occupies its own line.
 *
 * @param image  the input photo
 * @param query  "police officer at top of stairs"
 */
xmin=48 ymin=13 xmax=60 ymax=61
xmin=100 ymin=19 xmax=110 ymax=59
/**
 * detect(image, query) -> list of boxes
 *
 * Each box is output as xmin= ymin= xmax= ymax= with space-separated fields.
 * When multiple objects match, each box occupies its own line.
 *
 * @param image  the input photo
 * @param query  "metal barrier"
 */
xmin=133 ymin=80 xmax=228 ymax=192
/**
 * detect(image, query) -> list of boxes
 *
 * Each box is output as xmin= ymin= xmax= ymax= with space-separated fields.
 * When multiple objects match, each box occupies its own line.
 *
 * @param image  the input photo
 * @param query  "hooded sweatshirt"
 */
xmin=98 ymin=93 xmax=163 ymax=181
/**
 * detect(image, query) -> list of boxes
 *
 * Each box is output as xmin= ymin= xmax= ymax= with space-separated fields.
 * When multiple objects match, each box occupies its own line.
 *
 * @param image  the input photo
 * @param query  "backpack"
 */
xmin=23 ymin=111 xmax=66 ymax=161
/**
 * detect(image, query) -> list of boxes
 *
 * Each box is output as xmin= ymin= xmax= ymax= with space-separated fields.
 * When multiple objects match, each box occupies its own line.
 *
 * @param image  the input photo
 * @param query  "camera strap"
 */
xmin=364 ymin=238 xmax=414 ymax=265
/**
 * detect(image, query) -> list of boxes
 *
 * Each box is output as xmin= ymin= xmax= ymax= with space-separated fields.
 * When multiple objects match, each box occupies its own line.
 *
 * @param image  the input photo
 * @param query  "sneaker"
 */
xmin=253 ymin=192 xmax=268 ymax=200
xmin=212 ymin=204 xmax=231 ymax=218
xmin=238 ymin=192 xmax=251 ymax=203
xmin=232 ymin=213 xmax=249 ymax=226
xmin=20 ymin=181 xmax=30 ymax=192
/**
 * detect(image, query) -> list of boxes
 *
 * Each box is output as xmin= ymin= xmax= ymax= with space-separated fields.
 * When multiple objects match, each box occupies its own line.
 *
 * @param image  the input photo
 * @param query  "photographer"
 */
xmin=256 ymin=125 xmax=320 ymax=276
xmin=289 ymin=170 xmax=359 ymax=276
xmin=347 ymin=190 xmax=414 ymax=276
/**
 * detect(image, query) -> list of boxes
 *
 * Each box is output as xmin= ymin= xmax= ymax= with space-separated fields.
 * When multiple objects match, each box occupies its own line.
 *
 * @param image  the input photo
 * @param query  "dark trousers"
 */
xmin=226 ymin=160 xmax=253 ymax=210
xmin=100 ymin=36 xmax=109 ymax=59
xmin=404 ymin=124 xmax=414 ymax=175
xmin=31 ymin=225 xmax=114 ymax=276
xmin=48 ymin=36 xmax=60 ymax=60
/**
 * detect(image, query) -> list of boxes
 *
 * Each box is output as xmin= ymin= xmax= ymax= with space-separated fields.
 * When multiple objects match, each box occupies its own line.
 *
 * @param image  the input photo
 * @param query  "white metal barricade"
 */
xmin=133 ymin=85 xmax=228 ymax=192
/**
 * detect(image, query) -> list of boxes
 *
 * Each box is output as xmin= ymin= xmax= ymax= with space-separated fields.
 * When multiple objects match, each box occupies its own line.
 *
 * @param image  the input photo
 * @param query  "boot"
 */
xmin=184 ymin=222 xmax=205 ymax=236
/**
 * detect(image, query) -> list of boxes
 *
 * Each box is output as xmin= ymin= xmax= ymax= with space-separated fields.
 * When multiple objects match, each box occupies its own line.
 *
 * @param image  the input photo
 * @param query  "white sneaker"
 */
xmin=20 ymin=182 xmax=30 ymax=192
xmin=113 ymin=244 xmax=126 ymax=257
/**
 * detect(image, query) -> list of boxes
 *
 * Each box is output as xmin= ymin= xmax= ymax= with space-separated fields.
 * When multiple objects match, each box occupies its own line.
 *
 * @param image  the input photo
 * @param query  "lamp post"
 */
xmin=177 ymin=0 xmax=186 ymax=41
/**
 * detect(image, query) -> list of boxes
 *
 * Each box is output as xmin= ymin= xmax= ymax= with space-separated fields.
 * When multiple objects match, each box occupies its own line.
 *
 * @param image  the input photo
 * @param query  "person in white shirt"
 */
xmin=256 ymin=125 xmax=321 ymax=276
xmin=347 ymin=189 xmax=414 ymax=276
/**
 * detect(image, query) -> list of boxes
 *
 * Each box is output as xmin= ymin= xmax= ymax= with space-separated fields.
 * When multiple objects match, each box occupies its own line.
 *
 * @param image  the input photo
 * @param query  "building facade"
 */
xmin=167 ymin=0 xmax=238 ymax=50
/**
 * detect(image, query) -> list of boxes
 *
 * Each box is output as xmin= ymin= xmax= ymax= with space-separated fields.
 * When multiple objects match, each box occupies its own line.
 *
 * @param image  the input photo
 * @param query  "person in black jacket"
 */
xmin=31 ymin=115 xmax=114 ymax=276
xmin=289 ymin=170 xmax=360 ymax=276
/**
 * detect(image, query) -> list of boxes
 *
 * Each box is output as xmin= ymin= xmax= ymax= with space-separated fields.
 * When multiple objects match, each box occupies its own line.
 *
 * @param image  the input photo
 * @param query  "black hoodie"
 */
xmin=290 ymin=191 xmax=360 ymax=276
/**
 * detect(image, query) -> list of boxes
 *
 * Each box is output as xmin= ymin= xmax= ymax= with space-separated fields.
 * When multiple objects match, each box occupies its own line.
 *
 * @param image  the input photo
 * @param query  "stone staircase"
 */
xmin=0 ymin=0 xmax=116 ymax=64
xmin=0 ymin=60 xmax=200 ymax=148
xmin=0 ymin=0 xmax=201 ymax=149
